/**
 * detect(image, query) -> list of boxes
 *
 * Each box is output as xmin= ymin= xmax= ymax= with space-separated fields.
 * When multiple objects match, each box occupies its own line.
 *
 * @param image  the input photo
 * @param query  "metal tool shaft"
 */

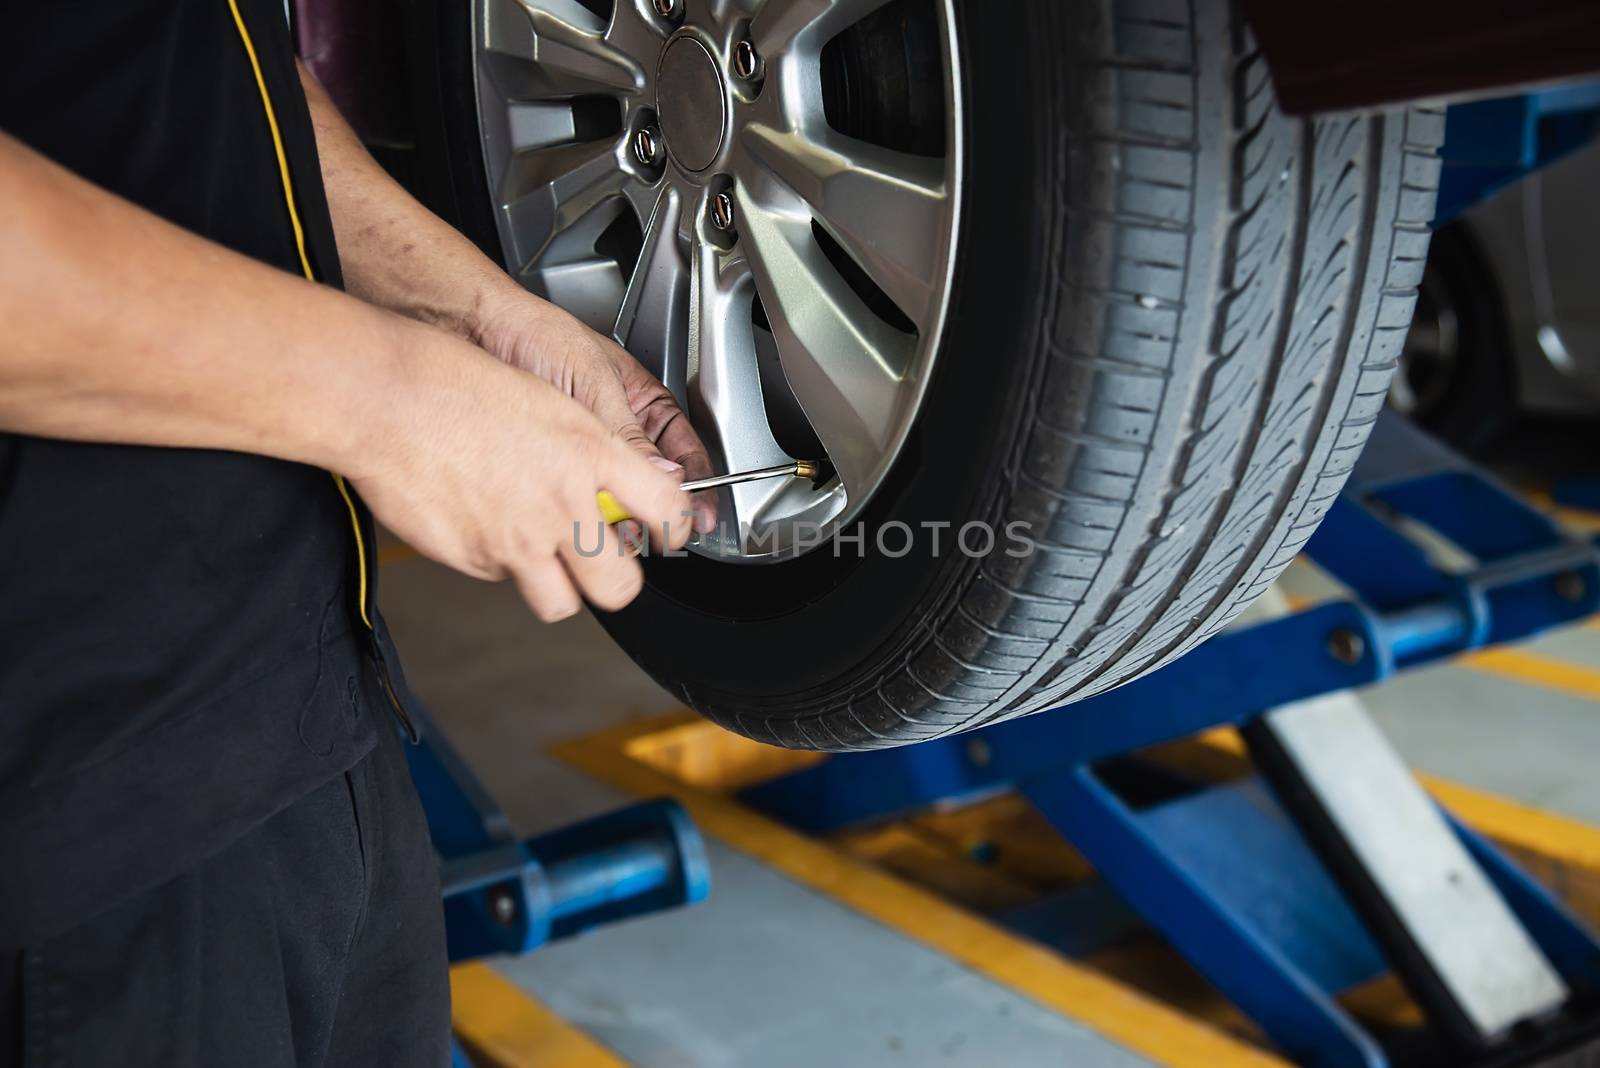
xmin=597 ymin=460 xmax=819 ymax=525
xmin=682 ymin=461 xmax=817 ymax=493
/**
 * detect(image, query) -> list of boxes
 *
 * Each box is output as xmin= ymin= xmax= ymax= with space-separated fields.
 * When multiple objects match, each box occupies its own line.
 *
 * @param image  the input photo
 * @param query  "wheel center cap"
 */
xmin=656 ymin=36 xmax=726 ymax=173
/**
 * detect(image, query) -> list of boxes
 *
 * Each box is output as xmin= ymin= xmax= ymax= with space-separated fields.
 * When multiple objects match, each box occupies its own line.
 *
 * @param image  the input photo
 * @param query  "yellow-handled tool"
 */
xmin=597 ymin=460 xmax=820 ymax=525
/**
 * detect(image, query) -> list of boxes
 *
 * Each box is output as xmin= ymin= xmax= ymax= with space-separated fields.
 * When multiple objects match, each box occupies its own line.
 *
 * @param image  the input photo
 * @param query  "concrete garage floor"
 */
xmin=380 ymin=549 xmax=1600 ymax=1067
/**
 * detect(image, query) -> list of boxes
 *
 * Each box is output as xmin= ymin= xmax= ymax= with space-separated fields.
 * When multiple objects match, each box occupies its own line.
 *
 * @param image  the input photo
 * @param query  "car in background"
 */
xmin=1396 ymin=137 xmax=1600 ymax=455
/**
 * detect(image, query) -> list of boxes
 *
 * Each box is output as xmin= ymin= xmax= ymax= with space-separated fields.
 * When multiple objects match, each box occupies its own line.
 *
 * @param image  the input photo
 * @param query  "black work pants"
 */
xmin=1 ymin=721 xmax=450 ymax=1067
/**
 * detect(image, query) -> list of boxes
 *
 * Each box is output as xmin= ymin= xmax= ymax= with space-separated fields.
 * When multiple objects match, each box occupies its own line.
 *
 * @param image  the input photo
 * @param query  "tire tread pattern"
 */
xmin=711 ymin=0 xmax=1442 ymax=750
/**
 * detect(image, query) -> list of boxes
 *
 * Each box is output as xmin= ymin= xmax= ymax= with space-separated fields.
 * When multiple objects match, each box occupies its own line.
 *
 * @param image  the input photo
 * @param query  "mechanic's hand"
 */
xmin=470 ymin=289 xmax=718 ymax=534
xmin=352 ymin=328 xmax=694 ymax=621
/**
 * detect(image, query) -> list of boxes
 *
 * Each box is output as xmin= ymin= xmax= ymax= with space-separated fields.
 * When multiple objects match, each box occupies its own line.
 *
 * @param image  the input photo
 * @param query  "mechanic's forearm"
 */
xmin=299 ymin=64 xmax=520 ymax=341
xmin=0 ymin=131 xmax=434 ymax=474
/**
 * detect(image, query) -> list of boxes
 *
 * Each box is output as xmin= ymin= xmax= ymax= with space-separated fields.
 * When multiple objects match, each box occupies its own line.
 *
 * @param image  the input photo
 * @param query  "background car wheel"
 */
xmin=1388 ymin=222 xmax=1516 ymax=455
xmin=413 ymin=0 xmax=1442 ymax=750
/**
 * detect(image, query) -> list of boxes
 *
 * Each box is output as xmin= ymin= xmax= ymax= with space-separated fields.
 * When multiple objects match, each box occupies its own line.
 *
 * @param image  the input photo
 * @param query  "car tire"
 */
xmin=413 ymin=0 xmax=1442 ymax=750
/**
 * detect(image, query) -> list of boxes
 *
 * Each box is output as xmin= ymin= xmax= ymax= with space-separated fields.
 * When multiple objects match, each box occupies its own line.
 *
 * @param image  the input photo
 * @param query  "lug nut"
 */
xmin=733 ymin=39 xmax=761 ymax=81
xmin=651 ymin=0 xmax=677 ymax=17
xmin=632 ymin=125 xmax=660 ymax=166
xmin=709 ymin=190 xmax=735 ymax=232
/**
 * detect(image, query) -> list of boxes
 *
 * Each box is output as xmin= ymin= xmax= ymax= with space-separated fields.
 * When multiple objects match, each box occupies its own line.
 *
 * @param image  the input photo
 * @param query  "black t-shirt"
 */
xmin=0 ymin=0 xmax=408 ymax=945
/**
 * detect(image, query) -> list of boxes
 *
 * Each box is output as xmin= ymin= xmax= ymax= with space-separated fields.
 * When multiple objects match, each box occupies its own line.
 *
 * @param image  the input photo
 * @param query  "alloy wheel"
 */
xmin=471 ymin=0 xmax=963 ymax=560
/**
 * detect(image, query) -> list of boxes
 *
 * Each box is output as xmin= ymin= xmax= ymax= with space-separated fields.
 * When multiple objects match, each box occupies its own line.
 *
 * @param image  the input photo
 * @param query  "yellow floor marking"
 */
xmin=558 ymin=708 xmax=1600 ymax=1065
xmin=1339 ymin=975 xmax=1426 ymax=1032
xmin=1462 ymin=646 xmax=1600 ymax=702
xmin=625 ymin=713 xmax=823 ymax=790
xmin=554 ymin=714 xmax=1289 ymax=1068
xmin=834 ymin=821 xmax=1039 ymax=912
xmin=451 ymin=963 xmax=627 ymax=1068
xmin=1523 ymin=489 xmax=1600 ymax=536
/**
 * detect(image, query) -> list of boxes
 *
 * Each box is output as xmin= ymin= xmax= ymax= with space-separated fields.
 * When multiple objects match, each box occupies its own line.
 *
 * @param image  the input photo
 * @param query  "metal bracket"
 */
xmin=404 ymin=705 xmax=711 ymax=963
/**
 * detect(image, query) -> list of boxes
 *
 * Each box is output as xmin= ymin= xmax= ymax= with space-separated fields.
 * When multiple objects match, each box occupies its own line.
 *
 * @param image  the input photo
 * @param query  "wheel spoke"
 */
xmin=681 ymin=0 xmax=746 ymax=30
xmin=619 ymin=179 xmax=665 ymax=241
xmin=534 ymin=255 xmax=629 ymax=333
xmin=740 ymin=122 xmax=949 ymax=332
xmin=485 ymin=0 xmax=643 ymax=96
xmin=735 ymin=191 xmax=916 ymax=499
xmin=504 ymin=101 xmax=580 ymax=153
xmin=749 ymin=0 xmax=896 ymax=56
xmin=613 ymin=188 xmax=691 ymax=396
xmin=600 ymin=0 xmax=671 ymax=73
xmin=499 ymin=139 xmax=628 ymax=270
xmin=686 ymin=235 xmax=794 ymax=539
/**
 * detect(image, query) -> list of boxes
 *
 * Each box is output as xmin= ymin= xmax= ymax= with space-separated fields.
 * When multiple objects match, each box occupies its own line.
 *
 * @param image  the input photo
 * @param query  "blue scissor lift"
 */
xmin=407 ymin=409 xmax=1600 ymax=1067
xmin=739 ymin=414 xmax=1600 ymax=1067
